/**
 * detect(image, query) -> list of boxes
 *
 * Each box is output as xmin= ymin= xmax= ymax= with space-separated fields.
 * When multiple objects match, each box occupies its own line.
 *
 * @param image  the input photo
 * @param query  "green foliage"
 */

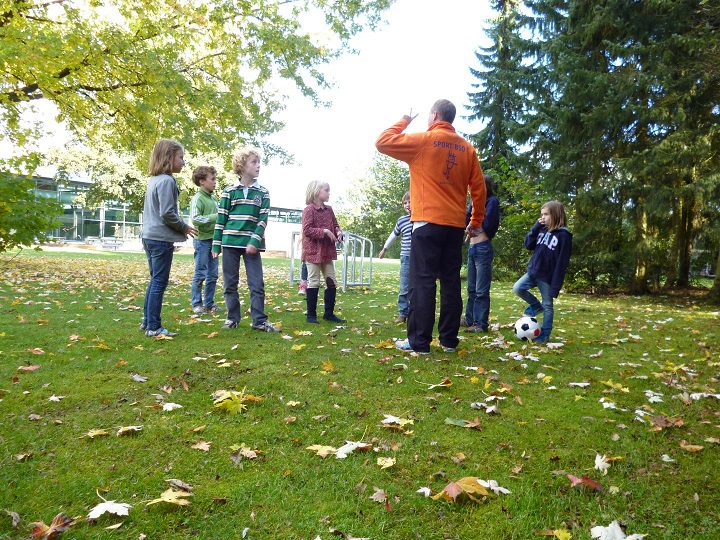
xmin=0 ymin=156 xmax=62 ymax=252
xmin=467 ymin=0 xmax=720 ymax=293
xmin=1 ymin=0 xmax=392 ymax=166
xmin=338 ymin=153 xmax=410 ymax=257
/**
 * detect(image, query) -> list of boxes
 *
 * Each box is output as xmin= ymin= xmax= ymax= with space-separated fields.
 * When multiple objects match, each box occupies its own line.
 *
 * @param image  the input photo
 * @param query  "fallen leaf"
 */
xmin=116 ymin=425 xmax=143 ymax=436
xmin=679 ymin=440 xmax=704 ymax=453
xmin=162 ymin=402 xmax=183 ymax=411
xmin=191 ymin=440 xmax=211 ymax=452
xmin=145 ymin=488 xmax=194 ymax=506
xmin=567 ymin=474 xmax=603 ymax=492
xmin=307 ymin=444 xmax=337 ymax=458
xmin=87 ymin=500 xmax=132 ymax=520
xmin=377 ymin=457 xmax=395 ymax=469
xmin=30 ymin=513 xmax=75 ymax=539
xmin=432 ymin=477 xmax=490 ymax=503
xmin=590 ymin=520 xmax=647 ymax=539
xmin=4 ymin=509 xmax=20 ymax=528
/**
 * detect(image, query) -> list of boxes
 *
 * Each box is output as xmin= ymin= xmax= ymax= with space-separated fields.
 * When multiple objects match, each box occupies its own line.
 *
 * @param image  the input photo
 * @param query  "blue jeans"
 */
xmin=398 ymin=255 xmax=410 ymax=317
xmin=142 ymin=239 xmax=176 ymax=331
xmin=191 ymin=238 xmax=219 ymax=308
xmin=465 ymin=241 xmax=493 ymax=330
xmin=513 ymin=273 xmax=554 ymax=336
xmin=222 ymin=247 xmax=267 ymax=326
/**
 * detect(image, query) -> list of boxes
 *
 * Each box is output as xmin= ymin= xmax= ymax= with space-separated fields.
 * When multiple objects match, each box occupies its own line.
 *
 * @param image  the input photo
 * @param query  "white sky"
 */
xmin=263 ymin=0 xmax=494 ymax=208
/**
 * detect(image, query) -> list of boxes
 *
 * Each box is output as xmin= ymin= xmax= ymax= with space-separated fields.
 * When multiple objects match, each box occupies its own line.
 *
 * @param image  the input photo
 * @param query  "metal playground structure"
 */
xmin=289 ymin=231 xmax=373 ymax=292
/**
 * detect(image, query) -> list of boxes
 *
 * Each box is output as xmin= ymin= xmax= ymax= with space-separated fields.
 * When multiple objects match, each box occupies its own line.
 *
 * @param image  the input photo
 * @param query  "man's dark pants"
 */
xmin=407 ymin=223 xmax=465 ymax=352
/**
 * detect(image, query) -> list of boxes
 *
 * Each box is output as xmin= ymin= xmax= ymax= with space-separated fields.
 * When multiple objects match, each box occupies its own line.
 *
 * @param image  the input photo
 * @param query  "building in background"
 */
xmin=34 ymin=177 xmax=302 ymax=255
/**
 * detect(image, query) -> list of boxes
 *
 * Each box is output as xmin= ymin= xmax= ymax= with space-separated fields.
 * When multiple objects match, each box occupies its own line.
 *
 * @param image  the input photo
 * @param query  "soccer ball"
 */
xmin=514 ymin=316 xmax=541 ymax=340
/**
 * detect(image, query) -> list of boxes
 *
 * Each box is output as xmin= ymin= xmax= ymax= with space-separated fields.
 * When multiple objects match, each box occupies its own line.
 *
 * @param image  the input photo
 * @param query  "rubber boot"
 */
xmin=306 ymin=287 xmax=319 ymax=324
xmin=323 ymin=287 xmax=346 ymax=323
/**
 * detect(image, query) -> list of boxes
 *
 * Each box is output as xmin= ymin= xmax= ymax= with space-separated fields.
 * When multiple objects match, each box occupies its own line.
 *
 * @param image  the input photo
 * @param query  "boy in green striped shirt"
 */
xmin=211 ymin=147 xmax=279 ymax=332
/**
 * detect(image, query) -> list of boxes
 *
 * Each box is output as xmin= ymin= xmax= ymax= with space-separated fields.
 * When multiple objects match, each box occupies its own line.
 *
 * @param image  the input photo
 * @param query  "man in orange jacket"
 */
xmin=376 ymin=99 xmax=486 ymax=354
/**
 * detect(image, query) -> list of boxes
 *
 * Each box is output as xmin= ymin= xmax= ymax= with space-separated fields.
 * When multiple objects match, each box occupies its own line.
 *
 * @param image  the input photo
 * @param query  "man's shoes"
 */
xmin=323 ymin=313 xmax=346 ymax=323
xmin=221 ymin=319 xmax=239 ymax=329
xmin=533 ymin=330 xmax=550 ymax=343
xmin=145 ymin=327 xmax=179 ymax=337
xmin=306 ymin=314 xmax=319 ymax=324
xmin=206 ymin=304 xmax=225 ymax=314
xmin=465 ymin=325 xmax=487 ymax=333
xmin=459 ymin=317 xmax=470 ymax=327
xmin=139 ymin=321 xmax=147 ymax=331
xmin=394 ymin=339 xmax=430 ymax=355
xmin=192 ymin=305 xmax=207 ymax=314
xmin=523 ymin=305 xmax=543 ymax=317
xmin=252 ymin=320 xmax=280 ymax=333
xmin=395 ymin=315 xmax=407 ymax=324
xmin=298 ymin=281 xmax=307 ymax=295
xmin=441 ymin=346 xmax=457 ymax=353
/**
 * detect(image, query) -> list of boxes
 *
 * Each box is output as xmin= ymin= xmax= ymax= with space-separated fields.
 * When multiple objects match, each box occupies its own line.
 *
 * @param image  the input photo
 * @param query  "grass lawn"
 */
xmin=1 ymin=248 xmax=718 ymax=539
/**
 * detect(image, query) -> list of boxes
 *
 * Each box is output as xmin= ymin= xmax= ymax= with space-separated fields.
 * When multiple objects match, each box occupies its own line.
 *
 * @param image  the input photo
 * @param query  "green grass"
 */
xmin=1 ymin=249 xmax=719 ymax=539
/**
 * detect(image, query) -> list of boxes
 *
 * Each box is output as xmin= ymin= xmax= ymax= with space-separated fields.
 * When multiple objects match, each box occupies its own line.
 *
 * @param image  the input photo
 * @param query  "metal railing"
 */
xmin=289 ymin=231 xmax=373 ymax=292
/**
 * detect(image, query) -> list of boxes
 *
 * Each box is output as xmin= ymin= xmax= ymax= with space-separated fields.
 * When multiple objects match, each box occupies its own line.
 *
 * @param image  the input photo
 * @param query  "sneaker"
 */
xmin=206 ymin=304 xmax=225 ymax=314
xmin=523 ymin=305 xmax=543 ymax=317
xmin=139 ymin=321 xmax=147 ymax=331
xmin=306 ymin=314 xmax=319 ymax=324
xmin=394 ymin=315 xmax=407 ymax=324
xmin=465 ymin=325 xmax=487 ymax=333
xmin=459 ymin=317 xmax=470 ymax=327
xmin=145 ymin=327 xmax=179 ymax=337
xmin=533 ymin=331 xmax=550 ymax=343
xmin=323 ymin=313 xmax=346 ymax=323
xmin=441 ymin=346 xmax=457 ymax=353
xmin=252 ymin=320 xmax=280 ymax=333
xmin=394 ymin=338 xmax=430 ymax=355
xmin=192 ymin=305 xmax=207 ymax=314
xmin=221 ymin=319 xmax=238 ymax=329
xmin=298 ymin=281 xmax=307 ymax=295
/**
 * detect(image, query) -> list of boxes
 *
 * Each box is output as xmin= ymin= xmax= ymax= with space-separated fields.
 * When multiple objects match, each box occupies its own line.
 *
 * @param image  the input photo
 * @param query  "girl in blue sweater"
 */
xmin=513 ymin=201 xmax=572 ymax=343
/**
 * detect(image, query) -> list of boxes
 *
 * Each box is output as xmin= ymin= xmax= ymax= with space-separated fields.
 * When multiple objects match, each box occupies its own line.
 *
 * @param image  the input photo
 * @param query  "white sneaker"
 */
xmin=145 ymin=327 xmax=179 ymax=337
xmin=394 ymin=338 xmax=429 ymax=355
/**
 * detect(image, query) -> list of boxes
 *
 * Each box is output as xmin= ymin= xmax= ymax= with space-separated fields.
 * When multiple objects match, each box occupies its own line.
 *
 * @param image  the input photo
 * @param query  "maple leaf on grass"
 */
xmin=335 ymin=441 xmax=373 ymax=459
xmin=87 ymin=495 xmax=132 ymax=520
xmin=377 ymin=456 xmax=395 ymax=469
xmin=116 ymin=425 xmax=142 ymax=436
xmin=567 ymin=474 xmax=603 ymax=492
xmin=590 ymin=520 xmax=647 ymax=539
xmin=431 ymin=477 xmax=490 ymax=503
xmin=307 ymin=444 xmax=338 ymax=458
xmin=538 ymin=529 xmax=573 ymax=540
xmin=145 ymin=488 xmax=194 ymax=507
xmin=212 ymin=389 xmax=248 ymax=415
xmin=30 ymin=513 xmax=76 ymax=539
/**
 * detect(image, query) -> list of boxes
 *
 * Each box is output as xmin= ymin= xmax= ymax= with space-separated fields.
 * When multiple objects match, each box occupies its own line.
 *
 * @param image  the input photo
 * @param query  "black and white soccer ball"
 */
xmin=514 ymin=316 xmax=541 ymax=340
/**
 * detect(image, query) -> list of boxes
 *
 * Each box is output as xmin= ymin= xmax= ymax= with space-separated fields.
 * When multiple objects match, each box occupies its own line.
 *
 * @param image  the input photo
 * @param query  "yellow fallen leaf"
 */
xmin=307 ymin=444 xmax=337 ymax=458
xmin=679 ymin=440 xmax=704 ymax=452
xmin=377 ymin=457 xmax=396 ymax=469
xmin=145 ymin=488 xmax=194 ymax=506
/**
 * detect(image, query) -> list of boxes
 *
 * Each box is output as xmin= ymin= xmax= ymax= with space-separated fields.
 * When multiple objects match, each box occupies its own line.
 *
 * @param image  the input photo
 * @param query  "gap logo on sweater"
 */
xmin=538 ymin=231 xmax=559 ymax=250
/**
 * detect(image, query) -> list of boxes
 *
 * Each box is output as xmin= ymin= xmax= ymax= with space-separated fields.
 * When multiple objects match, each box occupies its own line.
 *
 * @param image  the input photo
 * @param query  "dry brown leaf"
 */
xmin=431 ymin=477 xmax=489 ymax=503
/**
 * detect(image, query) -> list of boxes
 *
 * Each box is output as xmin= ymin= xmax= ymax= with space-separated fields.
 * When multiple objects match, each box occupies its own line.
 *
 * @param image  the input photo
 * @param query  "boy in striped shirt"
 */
xmin=378 ymin=191 xmax=412 ymax=324
xmin=211 ymin=147 xmax=279 ymax=332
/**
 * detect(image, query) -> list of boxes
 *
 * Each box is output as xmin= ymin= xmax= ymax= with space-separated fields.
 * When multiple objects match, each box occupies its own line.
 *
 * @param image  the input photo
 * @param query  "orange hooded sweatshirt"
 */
xmin=376 ymin=118 xmax=486 ymax=229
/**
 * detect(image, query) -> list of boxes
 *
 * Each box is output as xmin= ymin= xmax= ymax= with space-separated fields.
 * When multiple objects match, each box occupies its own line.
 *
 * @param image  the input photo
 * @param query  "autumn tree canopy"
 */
xmin=0 ymin=0 xmax=392 ymax=161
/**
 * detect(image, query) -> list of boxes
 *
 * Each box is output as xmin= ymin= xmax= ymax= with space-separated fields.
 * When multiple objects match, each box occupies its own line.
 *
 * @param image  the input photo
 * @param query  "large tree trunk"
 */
xmin=630 ymin=205 xmax=649 ymax=294
xmin=676 ymin=189 xmax=695 ymax=287
xmin=710 ymin=249 xmax=720 ymax=303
